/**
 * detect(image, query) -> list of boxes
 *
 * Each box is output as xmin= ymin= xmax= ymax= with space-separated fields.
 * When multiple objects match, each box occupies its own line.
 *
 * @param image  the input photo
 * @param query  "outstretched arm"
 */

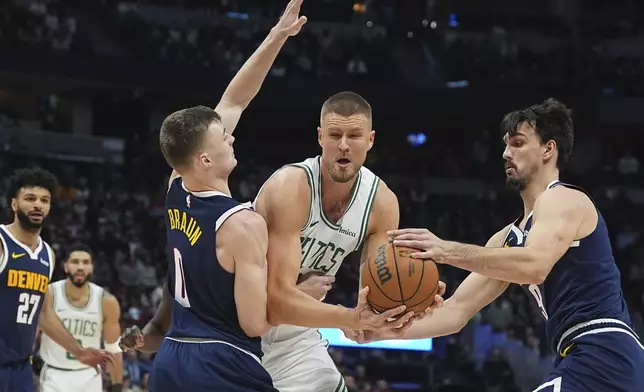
xmin=214 ymin=0 xmax=306 ymax=134
xmin=359 ymin=226 xmax=511 ymax=341
xmin=441 ymin=187 xmax=590 ymax=284
xmin=167 ymin=0 xmax=307 ymax=184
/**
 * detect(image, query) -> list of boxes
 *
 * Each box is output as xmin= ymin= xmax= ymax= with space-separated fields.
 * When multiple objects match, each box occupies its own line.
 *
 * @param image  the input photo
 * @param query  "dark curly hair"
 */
xmin=7 ymin=167 xmax=59 ymax=205
xmin=500 ymin=98 xmax=574 ymax=170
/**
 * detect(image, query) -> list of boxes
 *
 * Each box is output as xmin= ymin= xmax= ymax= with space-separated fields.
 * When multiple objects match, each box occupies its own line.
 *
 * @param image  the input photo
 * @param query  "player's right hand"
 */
xmin=118 ymin=326 xmax=144 ymax=352
xmin=349 ymin=287 xmax=415 ymax=331
xmin=271 ymin=0 xmax=307 ymax=39
xmin=76 ymin=347 xmax=115 ymax=374
xmin=342 ymin=317 xmax=414 ymax=344
xmin=296 ymin=271 xmax=335 ymax=301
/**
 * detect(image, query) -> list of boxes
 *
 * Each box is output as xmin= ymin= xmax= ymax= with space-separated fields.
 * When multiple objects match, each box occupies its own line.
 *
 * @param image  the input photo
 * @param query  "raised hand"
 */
xmin=118 ymin=326 xmax=144 ymax=352
xmin=272 ymin=0 xmax=308 ymax=39
xmin=387 ymin=228 xmax=448 ymax=263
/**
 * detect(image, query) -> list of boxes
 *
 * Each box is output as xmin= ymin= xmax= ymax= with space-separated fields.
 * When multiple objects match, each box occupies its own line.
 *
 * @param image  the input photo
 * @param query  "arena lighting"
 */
xmin=319 ymin=328 xmax=433 ymax=351
xmin=353 ymin=3 xmax=367 ymax=13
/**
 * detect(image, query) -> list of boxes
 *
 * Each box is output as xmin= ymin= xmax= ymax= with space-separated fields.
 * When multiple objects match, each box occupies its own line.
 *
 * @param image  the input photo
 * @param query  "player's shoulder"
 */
xmin=47 ymin=279 xmax=65 ymax=290
xmin=167 ymin=170 xmax=181 ymax=191
xmin=538 ymin=183 xmax=593 ymax=211
xmin=218 ymin=209 xmax=267 ymax=242
xmin=259 ymin=165 xmax=311 ymax=208
xmin=269 ymin=165 xmax=311 ymax=191
xmin=363 ymin=180 xmax=398 ymax=234
xmin=101 ymin=289 xmax=117 ymax=303
xmin=100 ymin=288 xmax=121 ymax=317
xmin=89 ymin=281 xmax=107 ymax=293
xmin=371 ymin=180 xmax=396 ymax=208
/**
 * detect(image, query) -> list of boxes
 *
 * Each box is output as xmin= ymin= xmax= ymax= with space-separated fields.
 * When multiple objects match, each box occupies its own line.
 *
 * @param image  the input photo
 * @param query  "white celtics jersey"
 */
xmin=39 ymin=281 xmax=104 ymax=370
xmin=258 ymin=156 xmax=380 ymax=344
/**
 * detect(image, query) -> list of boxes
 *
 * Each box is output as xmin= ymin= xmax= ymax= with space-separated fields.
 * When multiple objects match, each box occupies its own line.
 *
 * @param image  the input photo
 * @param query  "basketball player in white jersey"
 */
xmin=253 ymin=91 xmax=446 ymax=392
xmin=39 ymin=243 xmax=123 ymax=392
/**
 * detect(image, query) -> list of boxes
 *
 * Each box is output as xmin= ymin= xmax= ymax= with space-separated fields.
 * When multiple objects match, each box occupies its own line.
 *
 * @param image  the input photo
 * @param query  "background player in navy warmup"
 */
xmin=116 ymin=1 xmax=307 ymax=391
xmin=352 ymin=98 xmax=644 ymax=391
xmin=0 ymin=168 xmax=109 ymax=392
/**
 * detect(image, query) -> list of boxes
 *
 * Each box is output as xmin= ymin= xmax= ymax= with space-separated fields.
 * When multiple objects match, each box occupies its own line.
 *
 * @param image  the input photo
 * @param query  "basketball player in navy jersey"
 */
xmin=356 ymin=98 xmax=644 ymax=391
xmin=0 ymin=168 xmax=110 ymax=392
xmin=117 ymin=1 xmax=308 ymax=391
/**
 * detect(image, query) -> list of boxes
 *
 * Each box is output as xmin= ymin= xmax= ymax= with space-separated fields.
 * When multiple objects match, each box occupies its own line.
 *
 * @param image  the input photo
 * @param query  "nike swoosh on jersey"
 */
xmin=12 ymin=252 xmax=26 ymax=259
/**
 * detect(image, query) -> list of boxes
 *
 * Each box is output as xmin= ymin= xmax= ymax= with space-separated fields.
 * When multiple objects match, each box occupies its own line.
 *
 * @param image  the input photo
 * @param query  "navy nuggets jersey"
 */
xmin=503 ymin=181 xmax=637 ymax=355
xmin=164 ymin=178 xmax=261 ymax=357
xmin=0 ymin=225 xmax=54 ymax=364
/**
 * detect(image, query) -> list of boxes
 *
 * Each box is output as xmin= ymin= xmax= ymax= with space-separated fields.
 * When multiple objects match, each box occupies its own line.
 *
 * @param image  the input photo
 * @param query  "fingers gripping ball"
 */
xmin=361 ymin=243 xmax=440 ymax=313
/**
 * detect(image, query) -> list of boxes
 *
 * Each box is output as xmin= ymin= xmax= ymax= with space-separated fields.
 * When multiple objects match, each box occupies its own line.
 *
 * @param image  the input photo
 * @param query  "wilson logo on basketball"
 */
xmin=397 ymin=250 xmax=412 ymax=257
xmin=374 ymin=244 xmax=393 ymax=285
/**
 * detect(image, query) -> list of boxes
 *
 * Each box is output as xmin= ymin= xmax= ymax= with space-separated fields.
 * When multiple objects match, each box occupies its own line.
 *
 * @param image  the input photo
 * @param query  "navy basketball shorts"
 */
xmin=533 ymin=326 xmax=644 ymax=392
xmin=0 ymin=359 xmax=35 ymax=392
xmin=149 ymin=338 xmax=278 ymax=392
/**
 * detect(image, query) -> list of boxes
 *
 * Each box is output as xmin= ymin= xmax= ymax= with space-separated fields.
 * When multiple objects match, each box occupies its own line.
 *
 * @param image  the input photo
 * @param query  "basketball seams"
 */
xmin=406 ymin=285 xmax=439 ymax=309
xmin=403 ymin=258 xmax=426 ymax=302
xmin=366 ymin=255 xmax=403 ymax=303
xmin=405 ymin=263 xmax=439 ymax=309
xmin=363 ymin=244 xmax=440 ymax=313
xmin=390 ymin=243 xmax=407 ymax=307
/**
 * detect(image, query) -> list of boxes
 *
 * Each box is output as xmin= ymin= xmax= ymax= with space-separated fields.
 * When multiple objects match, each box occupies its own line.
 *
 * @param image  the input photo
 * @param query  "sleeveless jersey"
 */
xmin=164 ymin=178 xmax=261 ymax=357
xmin=0 ymin=224 xmax=54 ymax=364
xmin=256 ymin=156 xmax=380 ymax=343
xmin=39 ymin=280 xmax=104 ymax=370
xmin=503 ymin=180 xmax=634 ymax=354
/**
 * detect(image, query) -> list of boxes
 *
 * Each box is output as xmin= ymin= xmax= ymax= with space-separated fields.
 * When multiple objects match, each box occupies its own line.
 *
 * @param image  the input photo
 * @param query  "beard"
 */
xmin=16 ymin=209 xmax=46 ymax=231
xmin=329 ymin=169 xmax=356 ymax=183
xmin=66 ymin=271 xmax=92 ymax=288
xmin=325 ymin=161 xmax=359 ymax=184
xmin=505 ymin=176 xmax=528 ymax=192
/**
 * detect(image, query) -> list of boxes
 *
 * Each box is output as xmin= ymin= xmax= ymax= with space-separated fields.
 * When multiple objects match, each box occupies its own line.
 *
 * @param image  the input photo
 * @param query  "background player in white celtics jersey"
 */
xmin=253 ymin=91 xmax=446 ymax=392
xmin=39 ymin=243 xmax=123 ymax=392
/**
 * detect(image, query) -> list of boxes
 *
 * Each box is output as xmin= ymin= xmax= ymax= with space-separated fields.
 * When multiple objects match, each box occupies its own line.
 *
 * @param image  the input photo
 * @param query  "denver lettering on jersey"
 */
xmin=167 ymin=208 xmax=203 ymax=246
xmin=6 ymin=269 xmax=49 ymax=294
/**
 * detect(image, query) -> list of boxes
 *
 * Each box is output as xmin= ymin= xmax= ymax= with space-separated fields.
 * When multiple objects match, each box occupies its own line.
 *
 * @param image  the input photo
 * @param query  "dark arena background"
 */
xmin=1 ymin=0 xmax=643 ymax=391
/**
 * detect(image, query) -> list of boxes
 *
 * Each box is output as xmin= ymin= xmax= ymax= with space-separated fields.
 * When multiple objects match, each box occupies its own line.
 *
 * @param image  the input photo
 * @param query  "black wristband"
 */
xmin=110 ymin=384 xmax=122 ymax=392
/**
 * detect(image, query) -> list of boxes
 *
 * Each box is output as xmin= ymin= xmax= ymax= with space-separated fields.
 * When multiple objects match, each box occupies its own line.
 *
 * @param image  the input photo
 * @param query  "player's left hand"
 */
xmin=297 ymin=271 xmax=334 ymax=301
xmin=271 ymin=0 xmax=308 ymax=39
xmin=76 ymin=347 xmax=115 ymax=372
xmin=387 ymin=228 xmax=448 ymax=263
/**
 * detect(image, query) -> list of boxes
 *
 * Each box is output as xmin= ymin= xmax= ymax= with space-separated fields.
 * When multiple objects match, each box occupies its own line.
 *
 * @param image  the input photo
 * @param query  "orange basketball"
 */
xmin=360 ymin=242 xmax=440 ymax=313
